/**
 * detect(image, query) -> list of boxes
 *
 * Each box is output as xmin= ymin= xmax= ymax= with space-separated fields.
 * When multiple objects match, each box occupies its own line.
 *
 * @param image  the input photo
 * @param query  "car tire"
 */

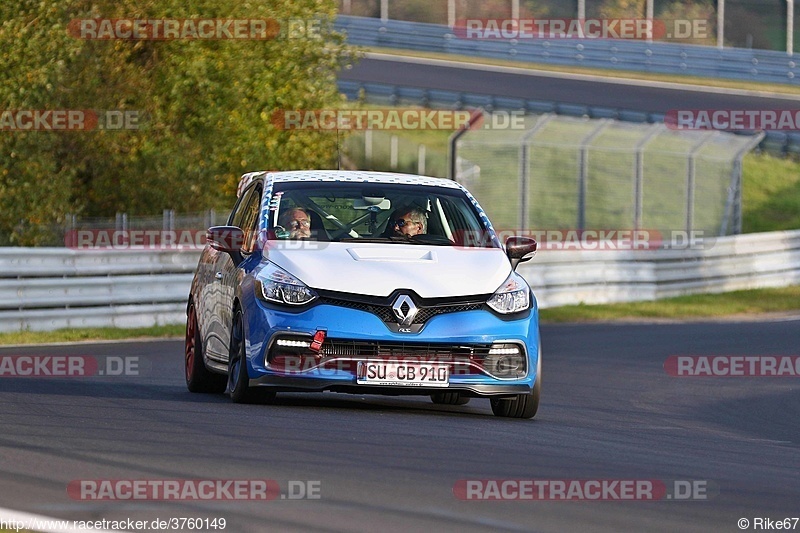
xmin=228 ymin=306 xmax=276 ymax=404
xmin=430 ymin=392 xmax=470 ymax=405
xmin=185 ymin=302 xmax=226 ymax=393
xmin=490 ymin=345 xmax=541 ymax=419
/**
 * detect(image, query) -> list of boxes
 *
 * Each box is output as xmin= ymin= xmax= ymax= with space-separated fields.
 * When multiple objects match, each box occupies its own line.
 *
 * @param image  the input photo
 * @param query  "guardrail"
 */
xmin=0 ymin=248 xmax=200 ymax=333
xmin=520 ymin=229 xmax=800 ymax=308
xmin=2 ymin=230 xmax=799 ymax=332
xmin=335 ymin=15 xmax=800 ymax=85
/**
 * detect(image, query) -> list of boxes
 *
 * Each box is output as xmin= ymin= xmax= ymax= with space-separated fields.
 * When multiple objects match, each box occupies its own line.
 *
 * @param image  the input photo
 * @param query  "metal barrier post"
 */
xmin=634 ymin=124 xmax=663 ymax=230
xmin=578 ymin=120 xmax=611 ymax=230
xmin=720 ymin=132 xmax=765 ymax=235
xmin=519 ymin=115 xmax=554 ymax=230
xmin=686 ymin=132 xmax=718 ymax=233
xmin=447 ymin=108 xmax=484 ymax=180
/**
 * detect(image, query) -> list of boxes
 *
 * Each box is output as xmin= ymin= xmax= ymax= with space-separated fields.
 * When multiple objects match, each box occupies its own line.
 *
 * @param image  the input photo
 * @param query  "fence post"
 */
xmin=115 ymin=212 xmax=128 ymax=232
xmin=390 ymin=134 xmax=398 ymax=169
xmin=518 ymin=114 xmax=554 ymax=230
xmin=720 ymin=132 xmax=764 ymax=235
xmin=418 ymin=144 xmax=426 ymax=175
xmin=448 ymin=0 xmax=455 ymax=28
xmin=685 ymin=132 xmax=718 ymax=234
xmin=578 ymin=120 xmax=611 ymax=230
xmin=163 ymin=209 xmax=175 ymax=231
xmin=789 ymin=0 xmax=795 ymax=56
xmin=633 ymin=124 xmax=663 ymax=230
xmin=365 ymin=129 xmax=373 ymax=165
xmin=447 ymin=109 xmax=485 ymax=180
xmin=64 ymin=213 xmax=76 ymax=247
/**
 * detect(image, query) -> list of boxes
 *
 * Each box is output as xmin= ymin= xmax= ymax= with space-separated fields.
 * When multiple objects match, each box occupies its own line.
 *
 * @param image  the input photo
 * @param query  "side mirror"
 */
xmin=505 ymin=236 xmax=537 ymax=270
xmin=207 ymin=226 xmax=245 ymax=264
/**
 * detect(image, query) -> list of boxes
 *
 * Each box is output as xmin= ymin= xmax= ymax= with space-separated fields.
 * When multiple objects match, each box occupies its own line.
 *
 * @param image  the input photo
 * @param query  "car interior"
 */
xmin=266 ymin=184 xmax=492 ymax=247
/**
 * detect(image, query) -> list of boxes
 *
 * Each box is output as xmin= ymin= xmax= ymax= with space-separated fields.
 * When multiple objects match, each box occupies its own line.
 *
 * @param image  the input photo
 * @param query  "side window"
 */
xmin=239 ymin=185 xmax=263 ymax=254
xmin=229 ymin=184 xmax=257 ymax=228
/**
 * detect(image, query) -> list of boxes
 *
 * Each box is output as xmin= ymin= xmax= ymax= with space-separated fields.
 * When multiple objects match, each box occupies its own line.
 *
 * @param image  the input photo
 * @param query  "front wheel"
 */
xmin=228 ymin=307 xmax=275 ymax=404
xmin=431 ymin=392 xmax=470 ymax=405
xmin=491 ymin=346 xmax=541 ymax=419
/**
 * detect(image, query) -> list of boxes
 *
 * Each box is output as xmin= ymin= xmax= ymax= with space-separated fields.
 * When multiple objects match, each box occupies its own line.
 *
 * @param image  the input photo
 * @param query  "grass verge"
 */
xmin=0 ymin=325 xmax=184 ymax=346
xmin=540 ymin=285 xmax=800 ymax=323
xmin=742 ymin=152 xmax=800 ymax=232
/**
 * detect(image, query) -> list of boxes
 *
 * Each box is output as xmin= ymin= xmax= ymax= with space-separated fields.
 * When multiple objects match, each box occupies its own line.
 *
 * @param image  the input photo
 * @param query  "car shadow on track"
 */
xmin=2 ymin=379 xmax=545 ymax=421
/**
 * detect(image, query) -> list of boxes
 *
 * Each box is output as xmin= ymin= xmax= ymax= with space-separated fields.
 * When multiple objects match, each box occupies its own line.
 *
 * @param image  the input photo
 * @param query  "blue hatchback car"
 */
xmin=185 ymin=171 xmax=541 ymax=418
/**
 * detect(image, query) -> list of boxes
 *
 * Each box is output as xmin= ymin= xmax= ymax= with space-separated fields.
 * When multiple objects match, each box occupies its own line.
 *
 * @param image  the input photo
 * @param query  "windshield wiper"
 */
xmin=338 ymin=235 xmax=452 ymax=245
xmin=338 ymin=236 xmax=414 ymax=244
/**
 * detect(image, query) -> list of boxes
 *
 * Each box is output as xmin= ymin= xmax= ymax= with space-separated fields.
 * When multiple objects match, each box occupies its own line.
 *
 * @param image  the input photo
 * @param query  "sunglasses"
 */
xmin=394 ymin=218 xmax=419 ymax=228
xmin=288 ymin=219 xmax=310 ymax=229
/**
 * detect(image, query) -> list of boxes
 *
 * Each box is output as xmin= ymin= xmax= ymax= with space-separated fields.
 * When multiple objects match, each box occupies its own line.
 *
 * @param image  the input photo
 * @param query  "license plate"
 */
xmin=357 ymin=361 xmax=449 ymax=387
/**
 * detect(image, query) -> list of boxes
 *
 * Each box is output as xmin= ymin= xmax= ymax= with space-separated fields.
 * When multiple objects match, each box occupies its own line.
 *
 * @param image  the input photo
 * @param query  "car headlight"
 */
xmin=486 ymin=272 xmax=530 ymax=314
xmin=255 ymin=263 xmax=317 ymax=306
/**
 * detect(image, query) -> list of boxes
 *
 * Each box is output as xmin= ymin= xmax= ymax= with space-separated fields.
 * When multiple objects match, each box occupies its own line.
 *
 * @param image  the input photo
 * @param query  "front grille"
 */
xmin=319 ymin=340 xmax=492 ymax=360
xmin=413 ymin=303 xmax=483 ymax=324
xmin=317 ymin=298 xmax=395 ymax=322
xmin=317 ymin=290 xmax=487 ymax=326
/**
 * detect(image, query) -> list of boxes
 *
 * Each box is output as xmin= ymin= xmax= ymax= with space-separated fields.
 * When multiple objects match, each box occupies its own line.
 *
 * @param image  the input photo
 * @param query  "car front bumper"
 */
xmin=242 ymin=297 xmax=540 ymax=398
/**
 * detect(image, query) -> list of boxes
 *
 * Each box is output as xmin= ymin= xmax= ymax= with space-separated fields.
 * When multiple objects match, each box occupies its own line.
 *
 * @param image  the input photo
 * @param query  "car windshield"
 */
xmin=265 ymin=182 xmax=496 ymax=247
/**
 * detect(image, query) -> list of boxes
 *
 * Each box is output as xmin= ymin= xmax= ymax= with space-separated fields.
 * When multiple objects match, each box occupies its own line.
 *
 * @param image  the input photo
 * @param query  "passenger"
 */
xmin=390 ymin=207 xmax=427 ymax=238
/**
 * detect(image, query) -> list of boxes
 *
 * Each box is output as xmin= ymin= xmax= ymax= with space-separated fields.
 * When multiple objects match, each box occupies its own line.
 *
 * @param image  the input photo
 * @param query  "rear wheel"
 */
xmin=228 ymin=307 xmax=275 ymax=404
xmin=491 ymin=346 xmax=541 ymax=419
xmin=185 ymin=303 xmax=226 ymax=393
xmin=431 ymin=392 xmax=470 ymax=405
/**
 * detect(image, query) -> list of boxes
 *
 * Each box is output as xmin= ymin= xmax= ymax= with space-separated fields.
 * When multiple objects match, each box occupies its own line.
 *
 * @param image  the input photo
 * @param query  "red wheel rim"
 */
xmin=185 ymin=308 xmax=196 ymax=381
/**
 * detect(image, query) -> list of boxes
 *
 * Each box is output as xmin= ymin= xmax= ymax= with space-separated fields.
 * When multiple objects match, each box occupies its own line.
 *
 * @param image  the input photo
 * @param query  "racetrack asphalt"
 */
xmin=339 ymin=55 xmax=800 ymax=113
xmin=0 ymin=319 xmax=798 ymax=532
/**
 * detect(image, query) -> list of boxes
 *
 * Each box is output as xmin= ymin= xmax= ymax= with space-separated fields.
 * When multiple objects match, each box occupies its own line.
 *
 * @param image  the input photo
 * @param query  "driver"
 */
xmin=391 ymin=207 xmax=427 ymax=238
xmin=278 ymin=207 xmax=312 ymax=239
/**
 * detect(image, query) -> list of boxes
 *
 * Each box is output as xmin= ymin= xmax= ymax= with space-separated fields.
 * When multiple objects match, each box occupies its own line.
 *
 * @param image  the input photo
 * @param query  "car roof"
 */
xmin=237 ymin=170 xmax=463 ymax=198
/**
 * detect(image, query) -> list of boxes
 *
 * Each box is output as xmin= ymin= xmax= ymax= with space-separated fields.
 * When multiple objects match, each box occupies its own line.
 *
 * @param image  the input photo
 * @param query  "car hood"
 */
xmin=264 ymin=242 xmax=511 ymax=298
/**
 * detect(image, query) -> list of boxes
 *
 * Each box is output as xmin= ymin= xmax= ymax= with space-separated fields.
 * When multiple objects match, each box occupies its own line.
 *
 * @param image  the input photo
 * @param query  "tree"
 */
xmin=0 ymin=0 xmax=350 ymax=244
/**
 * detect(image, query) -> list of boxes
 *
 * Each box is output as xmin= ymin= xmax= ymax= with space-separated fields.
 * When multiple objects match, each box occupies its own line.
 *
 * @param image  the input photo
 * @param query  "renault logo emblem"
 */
xmin=392 ymin=295 xmax=418 ymax=327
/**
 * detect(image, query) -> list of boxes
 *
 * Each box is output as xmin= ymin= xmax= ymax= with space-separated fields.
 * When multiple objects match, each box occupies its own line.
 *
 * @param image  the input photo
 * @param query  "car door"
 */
xmin=204 ymin=183 xmax=261 ymax=360
xmin=206 ymin=182 xmax=263 ymax=362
